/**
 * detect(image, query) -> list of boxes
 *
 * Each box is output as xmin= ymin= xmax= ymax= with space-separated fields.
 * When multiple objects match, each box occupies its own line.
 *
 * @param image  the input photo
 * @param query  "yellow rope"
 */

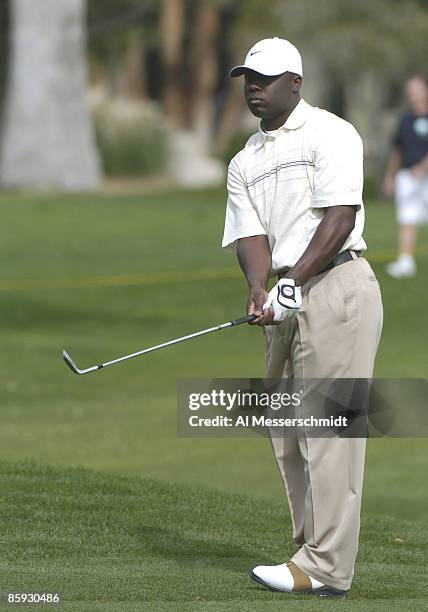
xmin=0 ymin=245 xmax=426 ymax=292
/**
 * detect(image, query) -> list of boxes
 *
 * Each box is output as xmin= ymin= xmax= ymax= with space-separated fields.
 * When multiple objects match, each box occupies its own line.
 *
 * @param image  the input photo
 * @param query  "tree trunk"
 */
xmin=0 ymin=0 xmax=100 ymax=191
xmin=160 ymin=0 xmax=226 ymax=186
xmin=214 ymin=75 xmax=244 ymax=155
xmin=344 ymin=71 xmax=387 ymax=182
xmin=187 ymin=0 xmax=220 ymax=151
xmin=124 ymin=30 xmax=147 ymax=100
xmin=160 ymin=0 xmax=184 ymax=127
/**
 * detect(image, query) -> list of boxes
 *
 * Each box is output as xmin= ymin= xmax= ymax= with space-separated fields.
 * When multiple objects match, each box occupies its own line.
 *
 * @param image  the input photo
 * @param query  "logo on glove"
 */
xmin=277 ymin=283 xmax=296 ymax=307
xmin=263 ymin=277 xmax=303 ymax=322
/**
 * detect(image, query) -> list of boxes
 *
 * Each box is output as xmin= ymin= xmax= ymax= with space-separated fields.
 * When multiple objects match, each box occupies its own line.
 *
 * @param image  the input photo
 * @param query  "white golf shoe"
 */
xmin=385 ymin=255 xmax=416 ymax=278
xmin=250 ymin=561 xmax=348 ymax=599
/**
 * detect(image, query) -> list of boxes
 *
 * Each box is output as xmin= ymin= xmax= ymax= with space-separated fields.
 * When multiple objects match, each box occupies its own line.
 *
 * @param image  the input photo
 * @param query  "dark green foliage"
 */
xmin=93 ymin=112 xmax=167 ymax=176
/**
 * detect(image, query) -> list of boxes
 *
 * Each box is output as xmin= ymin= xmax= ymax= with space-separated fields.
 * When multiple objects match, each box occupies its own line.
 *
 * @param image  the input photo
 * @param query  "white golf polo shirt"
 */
xmin=222 ymin=98 xmax=366 ymax=274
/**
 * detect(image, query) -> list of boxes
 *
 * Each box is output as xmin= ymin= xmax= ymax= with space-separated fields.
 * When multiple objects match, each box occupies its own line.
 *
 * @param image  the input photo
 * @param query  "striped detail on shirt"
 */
xmin=246 ymin=160 xmax=315 ymax=189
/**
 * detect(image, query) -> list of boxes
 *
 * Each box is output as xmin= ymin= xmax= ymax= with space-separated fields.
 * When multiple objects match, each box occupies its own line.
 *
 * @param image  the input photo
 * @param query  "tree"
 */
xmin=0 ymin=0 xmax=100 ymax=191
xmin=160 ymin=0 xmax=185 ymax=126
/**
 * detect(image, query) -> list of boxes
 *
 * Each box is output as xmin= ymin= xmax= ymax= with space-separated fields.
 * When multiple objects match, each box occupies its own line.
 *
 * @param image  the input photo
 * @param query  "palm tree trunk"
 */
xmin=160 ymin=0 xmax=185 ymax=127
xmin=214 ymin=74 xmax=244 ymax=155
xmin=0 ymin=0 xmax=100 ymax=191
xmin=124 ymin=30 xmax=147 ymax=100
xmin=187 ymin=0 xmax=220 ymax=151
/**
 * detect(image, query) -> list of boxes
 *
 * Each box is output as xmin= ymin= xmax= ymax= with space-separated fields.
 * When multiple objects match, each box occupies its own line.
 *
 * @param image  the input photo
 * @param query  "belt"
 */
xmin=277 ymin=250 xmax=361 ymax=281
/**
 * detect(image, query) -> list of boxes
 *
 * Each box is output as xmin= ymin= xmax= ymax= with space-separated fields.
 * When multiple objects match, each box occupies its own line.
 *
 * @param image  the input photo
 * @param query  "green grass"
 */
xmin=0 ymin=189 xmax=427 ymax=608
xmin=0 ymin=190 xmax=426 ymax=496
xmin=0 ymin=460 xmax=426 ymax=611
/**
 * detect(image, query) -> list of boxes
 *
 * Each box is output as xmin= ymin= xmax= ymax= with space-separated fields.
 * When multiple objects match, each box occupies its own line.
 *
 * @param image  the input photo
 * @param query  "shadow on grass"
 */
xmin=135 ymin=524 xmax=275 ymax=572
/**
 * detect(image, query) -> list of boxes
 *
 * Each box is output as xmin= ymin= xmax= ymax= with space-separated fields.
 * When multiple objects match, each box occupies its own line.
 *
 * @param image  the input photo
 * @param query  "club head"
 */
xmin=62 ymin=350 xmax=83 ymax=375
xmin=62 ymin=350 xmax=102 ymax=375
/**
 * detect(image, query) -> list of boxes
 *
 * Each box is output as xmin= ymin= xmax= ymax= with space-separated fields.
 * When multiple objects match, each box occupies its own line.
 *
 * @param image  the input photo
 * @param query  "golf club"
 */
xmin=63 ymin=313 xmax=257 ymax=375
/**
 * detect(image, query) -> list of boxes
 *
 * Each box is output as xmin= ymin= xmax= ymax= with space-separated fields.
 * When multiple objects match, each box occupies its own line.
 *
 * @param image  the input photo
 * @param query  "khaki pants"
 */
xmin=264 ymin=257 xmax=383 ymax=591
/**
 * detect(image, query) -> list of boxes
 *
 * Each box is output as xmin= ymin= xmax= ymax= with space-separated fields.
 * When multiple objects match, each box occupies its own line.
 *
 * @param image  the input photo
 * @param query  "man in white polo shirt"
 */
xmin=222 ymin=38 xmax=383 ymax=599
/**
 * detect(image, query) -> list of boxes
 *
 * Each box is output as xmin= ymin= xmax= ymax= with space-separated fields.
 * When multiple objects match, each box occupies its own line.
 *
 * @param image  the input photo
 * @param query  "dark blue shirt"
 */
xmin=393 ymin=112 xmax=428 ymax=168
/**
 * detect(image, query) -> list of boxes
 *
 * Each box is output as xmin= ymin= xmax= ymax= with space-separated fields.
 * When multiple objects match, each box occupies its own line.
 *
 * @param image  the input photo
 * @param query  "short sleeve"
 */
xmin=221 ymin=153 xmax=266 ymax=249
xmin=311 ymin=121 xmax=364 ymax=208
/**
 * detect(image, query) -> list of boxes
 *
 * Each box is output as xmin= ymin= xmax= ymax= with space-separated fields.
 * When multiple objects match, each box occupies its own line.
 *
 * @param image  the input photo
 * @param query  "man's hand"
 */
xmin=246 ymin=279 xmax=303 ymax=326
xmin=382 ymin=174 xmax=395 ymax=199
xmin=246 ymin=286 xmax=271 ymax=326
xmin=383 ymin=147 xmax=401 ymax=199
xmin=263 ymin=278 xmax=302 ymax=322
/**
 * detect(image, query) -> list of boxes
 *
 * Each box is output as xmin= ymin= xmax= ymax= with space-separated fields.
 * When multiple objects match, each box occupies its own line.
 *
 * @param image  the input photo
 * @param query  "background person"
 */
xmin=383 ymin=75 xmax=428 ymax=278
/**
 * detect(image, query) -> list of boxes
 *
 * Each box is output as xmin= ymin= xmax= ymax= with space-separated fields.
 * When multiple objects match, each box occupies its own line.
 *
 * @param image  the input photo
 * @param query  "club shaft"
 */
xmin=64 ymin=314 xmax=256 ymax=373
xmin=102 ymin=321 xmax=233 ymax=368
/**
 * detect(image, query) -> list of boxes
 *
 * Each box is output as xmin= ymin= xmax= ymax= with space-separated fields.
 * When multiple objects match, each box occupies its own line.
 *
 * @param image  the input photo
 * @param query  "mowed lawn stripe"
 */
xmin=0 ymin=460 xmax=426 ymax=609
xmin=0 ymin=245 xmax=427 ymax=292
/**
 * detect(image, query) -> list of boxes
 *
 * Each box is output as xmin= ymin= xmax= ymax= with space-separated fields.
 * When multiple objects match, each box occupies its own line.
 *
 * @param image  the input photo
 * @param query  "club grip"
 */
xmin=230 ymin=314 xmax=257 ymax=326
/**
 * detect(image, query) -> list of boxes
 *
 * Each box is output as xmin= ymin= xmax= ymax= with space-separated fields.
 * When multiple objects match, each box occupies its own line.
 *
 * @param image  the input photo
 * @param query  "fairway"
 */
xmin=0 ymin=189 xmax=427 ymax=608
xmin=0 ymin=460 xmax=426 ymax=611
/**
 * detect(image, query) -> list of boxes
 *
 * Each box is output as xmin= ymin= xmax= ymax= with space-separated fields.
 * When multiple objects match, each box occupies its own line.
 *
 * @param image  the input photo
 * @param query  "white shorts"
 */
xmin=395 ymin=169 xmax=428 ymax=225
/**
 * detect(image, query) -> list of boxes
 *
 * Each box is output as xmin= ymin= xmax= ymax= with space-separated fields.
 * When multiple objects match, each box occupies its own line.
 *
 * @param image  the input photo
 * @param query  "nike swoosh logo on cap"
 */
xmin=250 ymin=50 xmax=262 ymax=56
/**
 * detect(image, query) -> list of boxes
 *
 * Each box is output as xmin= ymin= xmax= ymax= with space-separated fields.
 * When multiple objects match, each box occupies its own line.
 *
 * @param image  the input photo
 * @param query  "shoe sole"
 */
xmin=386 ymin=272 xmax=416 ymax=278
xmin=249 ymin=570 xmax=348 ymax=599
xmin=385 ymin=266 xmax=416 ymax=279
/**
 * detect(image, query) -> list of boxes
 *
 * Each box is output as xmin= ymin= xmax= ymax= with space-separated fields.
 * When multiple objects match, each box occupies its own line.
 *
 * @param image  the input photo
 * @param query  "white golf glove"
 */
xmin=263 ymin=278 xmax=302 ymax=322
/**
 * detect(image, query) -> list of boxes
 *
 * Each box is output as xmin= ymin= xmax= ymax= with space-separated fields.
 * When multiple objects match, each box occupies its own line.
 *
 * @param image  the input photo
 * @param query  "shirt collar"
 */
xmin=253 ymin=98 xmax=312 ymax=148
xmin=282 ymin=98 xmax=312 ymax=129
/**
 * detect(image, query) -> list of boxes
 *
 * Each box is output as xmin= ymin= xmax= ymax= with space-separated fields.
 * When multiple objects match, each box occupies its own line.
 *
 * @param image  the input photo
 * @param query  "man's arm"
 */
xmin=383 ymin=146 xmax=402 ymax=198
xmin=237 ymin=235 xmax=272 ymax=325
xmin=285 ymin=205 xmax=356 ymax=287
xmin=238 ymin=206 xmax=356 ymax=326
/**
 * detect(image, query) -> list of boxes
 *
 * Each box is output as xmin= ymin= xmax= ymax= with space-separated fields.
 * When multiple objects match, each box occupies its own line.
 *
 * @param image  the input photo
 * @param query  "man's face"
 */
xmin=404 ymin=78 xmax=428 ymax=111
xmin=244 ymin=70 xmax=300 ymax=120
